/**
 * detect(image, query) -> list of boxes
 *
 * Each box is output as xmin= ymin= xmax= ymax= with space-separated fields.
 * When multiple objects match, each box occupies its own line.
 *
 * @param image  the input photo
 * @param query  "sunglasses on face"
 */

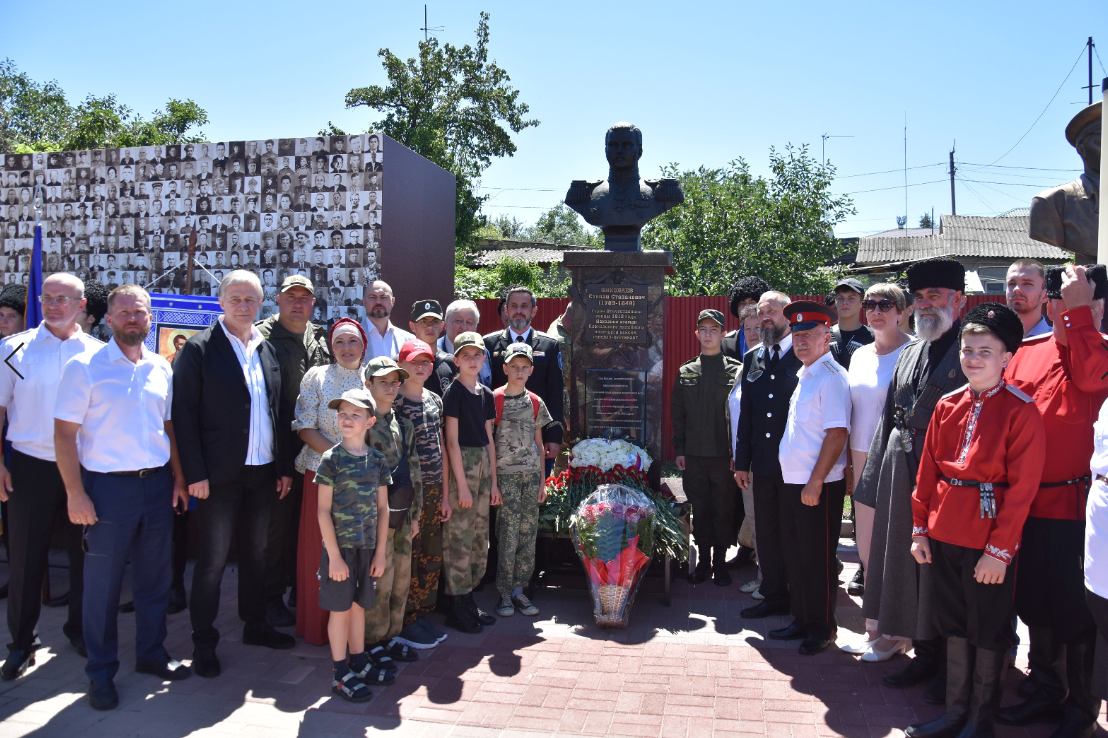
xmin=862 ymin=299 xmax=896 ymax=313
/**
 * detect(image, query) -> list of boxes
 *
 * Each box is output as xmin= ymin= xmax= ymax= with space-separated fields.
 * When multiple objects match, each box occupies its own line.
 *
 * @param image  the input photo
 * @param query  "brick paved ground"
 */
xmin=0 ymin=545 xmax=1105 ymax=738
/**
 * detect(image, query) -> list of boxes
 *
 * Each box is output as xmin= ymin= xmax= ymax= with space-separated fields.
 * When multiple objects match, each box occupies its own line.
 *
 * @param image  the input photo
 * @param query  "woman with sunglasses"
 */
xmin=841 ymin=283 xmax=915 ymax=660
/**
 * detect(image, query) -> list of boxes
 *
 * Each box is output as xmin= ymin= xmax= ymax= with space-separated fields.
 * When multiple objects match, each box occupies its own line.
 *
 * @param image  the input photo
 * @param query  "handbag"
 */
xmin=386 ymin=428 xmax=415 ymax=529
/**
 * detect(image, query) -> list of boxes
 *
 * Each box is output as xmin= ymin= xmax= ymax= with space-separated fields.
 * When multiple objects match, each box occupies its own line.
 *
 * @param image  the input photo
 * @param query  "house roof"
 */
xmin=865 ymin=227 xmax=939 ymax=239
xmin=855 ymin=214 xmax=1070 ymax=264
xmin=471 ymin=245 xmax=572 ymax=267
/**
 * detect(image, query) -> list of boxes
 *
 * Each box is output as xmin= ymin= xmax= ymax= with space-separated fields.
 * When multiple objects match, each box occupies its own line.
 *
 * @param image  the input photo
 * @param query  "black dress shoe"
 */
xmin=846 ymin=567 xmax=865 ymax=596
xmin=266 ymin=599 xmax=296 ymax=628
xmin=88 ymin=679 xmax=118 ymax=711
xmin=243 ymin=624 xmax=296 ymax=650
xmin=799 ymin=635 xmax=832 ymax=655
xmin=463 ymin=593 xmax=496 ymax=626
xmin=191 ymin=649 xmax=221 ymax=678
xmin=740 ymin=601 xmax=790 ymax=619
xmin=0 ymin=650 xmax=34 ymax=680
xmin=70 ymin=635 xmax=87 ymax=659
xmin=136 ymin=657 xmax=192 ymax=681
xmin=884 ymin=654 xmax=939 ymax=688
xmin=995 ymin=694 xmax=1064 ymax=725
xmin=769 ymin=622 xmax=808 ymax=641
xmin=167 ymin=587 xmax=187 ymax=615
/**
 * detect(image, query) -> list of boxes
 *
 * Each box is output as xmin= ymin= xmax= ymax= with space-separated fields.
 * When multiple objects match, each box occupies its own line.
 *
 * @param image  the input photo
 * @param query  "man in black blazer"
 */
xmin=483 ymin=286 xmax=565 ymax=458
xmin=733 ymin=291 xmax=803 ymax=622
xmin=171 ymin=270 xmax=295 ymax=679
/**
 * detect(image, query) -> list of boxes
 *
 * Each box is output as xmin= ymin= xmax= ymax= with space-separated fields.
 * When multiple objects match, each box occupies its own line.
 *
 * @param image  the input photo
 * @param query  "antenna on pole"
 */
xmin=820 ymin=133 xmax=853 ymax=166
xmin=420 ymin=4 xmax=444 ymax=42
xmin=903 ymin=112 xmax=908 ymax=233
xmin=1082 ymin=37 xmax=1096 ymax=105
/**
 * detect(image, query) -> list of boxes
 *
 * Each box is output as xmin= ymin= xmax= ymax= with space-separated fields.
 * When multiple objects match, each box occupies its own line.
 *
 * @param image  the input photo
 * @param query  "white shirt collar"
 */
xmin=366 ymin=319 xmax=396 ymax=340
xmin=218 ymin=316 xmax=264 ymax=350
xmin=799 ymin=351 xmax=838 ymax=379
xmin=510 ymin=327 xmax=531 ymax=344
xmin=105 ymin=336 xmax=153 ymax=364
xmin=763 ymin=332 xmax=792 ymax=355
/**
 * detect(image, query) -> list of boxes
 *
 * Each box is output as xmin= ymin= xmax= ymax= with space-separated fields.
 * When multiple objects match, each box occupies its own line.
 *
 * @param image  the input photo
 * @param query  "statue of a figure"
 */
xmin=565 ymin=122 xmax=684 ymax=251
xmin=1029 ymin=101 xmax=1101 ymax=259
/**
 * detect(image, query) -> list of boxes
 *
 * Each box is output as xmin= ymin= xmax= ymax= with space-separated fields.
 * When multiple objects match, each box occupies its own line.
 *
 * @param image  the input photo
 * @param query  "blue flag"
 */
xmin=26 ymin=224 xmax=44 ymax=329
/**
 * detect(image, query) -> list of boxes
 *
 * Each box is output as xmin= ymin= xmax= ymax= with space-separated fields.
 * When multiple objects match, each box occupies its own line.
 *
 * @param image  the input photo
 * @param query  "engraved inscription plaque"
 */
xmin=584 ymin=283 xmax=649 ymax=344
xmin=585 ymin=369 xmax=646 ymax=441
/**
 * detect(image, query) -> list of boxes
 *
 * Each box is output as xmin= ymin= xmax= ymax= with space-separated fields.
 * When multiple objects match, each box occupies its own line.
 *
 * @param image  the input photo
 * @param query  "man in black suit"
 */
xmin=733 ymin=291 xmax=803 ymax=621
xmin=482 ymin=285 xmax=564 ymax=464
xmin=171 ymin=270 xmax=295 ymax=679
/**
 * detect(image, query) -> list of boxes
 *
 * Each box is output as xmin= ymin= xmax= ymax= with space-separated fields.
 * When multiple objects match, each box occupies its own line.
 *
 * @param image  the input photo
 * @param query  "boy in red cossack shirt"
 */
xmin=906 ymin=303 xmax=1046 ymax=738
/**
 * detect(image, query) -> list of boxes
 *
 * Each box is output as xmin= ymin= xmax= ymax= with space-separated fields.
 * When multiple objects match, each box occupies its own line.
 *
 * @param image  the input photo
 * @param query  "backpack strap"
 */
xmin=492 ymin=386 xmax=540 ymax=424
xmin=493 ymin=385 xmax=506 ymax=425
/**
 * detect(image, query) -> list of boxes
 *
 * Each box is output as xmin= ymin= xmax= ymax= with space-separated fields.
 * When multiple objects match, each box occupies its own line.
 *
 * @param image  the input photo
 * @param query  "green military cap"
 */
xmin=280 ymin=274 xmax=314 ymax=294
xmin=697 ymin=309 xmax=725 ymax=327
xmin=327 ymin=388 xmax=377 ymax=413
xmin=452 ymin=331 xmax=484 ymax=356
xmin=364 ymin=356 xmax=410 ymax=380
xmin=504 ymin=342 xmax=533 ymax=364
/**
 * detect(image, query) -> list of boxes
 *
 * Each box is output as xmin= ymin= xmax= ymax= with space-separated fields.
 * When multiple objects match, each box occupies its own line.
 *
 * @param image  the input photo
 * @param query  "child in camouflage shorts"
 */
xmin=492 ymin=343 xmax=554 ymax=617
xmin=363 ymin=357 xmax=424 ymax=670
xmin=441 ymin=331 xmax=501 ymax=633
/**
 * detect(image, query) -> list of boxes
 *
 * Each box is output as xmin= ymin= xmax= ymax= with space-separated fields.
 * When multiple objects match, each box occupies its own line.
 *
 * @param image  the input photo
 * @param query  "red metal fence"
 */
xmin=473 ymin=295 xmax=1002 ymax=462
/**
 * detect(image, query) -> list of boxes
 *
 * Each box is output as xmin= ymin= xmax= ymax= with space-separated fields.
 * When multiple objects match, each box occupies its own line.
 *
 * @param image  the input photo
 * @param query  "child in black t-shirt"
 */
xmin=440 ymin=331 xmax=501 ymax=633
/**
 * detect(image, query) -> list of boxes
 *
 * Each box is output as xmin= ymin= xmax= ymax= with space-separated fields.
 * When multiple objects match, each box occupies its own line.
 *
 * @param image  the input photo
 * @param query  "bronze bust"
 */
xmin=565 ymin=122 xmax=684 ymax=251
xmin=1029 ymin=101 xmax=1101 ymax=260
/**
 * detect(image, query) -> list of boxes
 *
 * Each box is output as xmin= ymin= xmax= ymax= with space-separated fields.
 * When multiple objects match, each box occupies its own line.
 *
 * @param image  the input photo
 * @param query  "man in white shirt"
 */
xmin=54 ymin=285 xmax=191 ymax=709
xmin=1006 ymin=259 xmax=1052 ymax=338
xmin=0 ymin=274 xmax=102 ymax=680
xmin=775 ymin=301 xmax=851 ymax=656
xmin=362 ymin=279 xmax=414 ymax=360
xmin=171 ymin=271 xmax=294 ymax=679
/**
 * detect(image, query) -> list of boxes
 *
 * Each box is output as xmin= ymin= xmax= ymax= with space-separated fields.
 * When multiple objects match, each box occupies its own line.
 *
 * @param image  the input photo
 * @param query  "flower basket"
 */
xmin=571 ymin=483 xmax=656 ymax=627
xmin=540 ymin=439 xmax=688 ymax=564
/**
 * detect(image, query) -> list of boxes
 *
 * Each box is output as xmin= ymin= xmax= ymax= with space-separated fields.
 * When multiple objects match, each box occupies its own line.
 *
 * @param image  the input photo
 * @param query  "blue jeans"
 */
xmin=82 ymin=466 xmax=173 ymax=683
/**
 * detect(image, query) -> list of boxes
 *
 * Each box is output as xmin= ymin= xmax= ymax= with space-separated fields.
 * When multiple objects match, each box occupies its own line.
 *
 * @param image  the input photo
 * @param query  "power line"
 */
xmin=956 ymin=176 xmax=998 ymax=215
xmin=840 ymin=178 xmax=948 ymax=195
xmin=836 ymin=162 xmax=945 ymax=179
xmin=960 ymin=162 xmax=1077 ymax=172
xmin=988 ymin=44 xmax=1087 ymax=165
xmin=960 ymin=178 xmax=1057 ymax=187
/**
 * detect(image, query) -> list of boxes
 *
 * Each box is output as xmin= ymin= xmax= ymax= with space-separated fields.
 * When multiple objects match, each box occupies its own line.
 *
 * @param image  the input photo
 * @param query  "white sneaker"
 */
xmin=511 ymin=593 xmax=539 ymax=617
xmin=751 ymin=588 xmax=765 ymax=600
xmin=740 ymin=579 xmax=761 ymax=593
xmin=496 ymin=594 xmax=515 ymax=617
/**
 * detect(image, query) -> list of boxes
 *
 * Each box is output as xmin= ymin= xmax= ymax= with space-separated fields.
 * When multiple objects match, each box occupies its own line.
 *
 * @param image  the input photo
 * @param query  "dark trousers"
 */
xmin=931 ymin=539 xmax=1017 ymax=653
xmin=264 ymin=470 xmax=303 ymax=600
xmin=1084 ymin=589 xmax=1108 ymax=700
xmin=82 ymin=466 xmax=173 ymax=683
xmin=6 ymin=448 xmax=84 ymax=652
xmin=780 ymin=479 xmax=846 ymax=638
xmin=685 ymin=456 xmax=737 ymax=549
xmin=752 ymin=472 xmax=791 ymax=608
xmin=190 ymin=463 xmax=275 ymax=650
xmin=172 ymin=510 xmax=189 ymax=593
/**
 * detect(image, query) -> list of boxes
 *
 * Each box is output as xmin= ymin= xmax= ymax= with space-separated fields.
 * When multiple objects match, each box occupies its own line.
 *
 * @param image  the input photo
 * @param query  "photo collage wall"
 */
xmin=0 ymin=134 xmax=384 ymax=323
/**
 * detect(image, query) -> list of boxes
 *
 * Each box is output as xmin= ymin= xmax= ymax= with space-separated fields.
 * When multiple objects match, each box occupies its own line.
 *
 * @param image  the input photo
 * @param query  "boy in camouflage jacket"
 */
xmin=492 ymin=343 xmax=555 ymax=617
xmin=362 ymin=357 xmax=423 ymax=670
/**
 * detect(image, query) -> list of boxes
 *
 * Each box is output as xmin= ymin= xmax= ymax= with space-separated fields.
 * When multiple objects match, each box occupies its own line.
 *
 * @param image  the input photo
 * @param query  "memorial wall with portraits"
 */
xmin=0 ymin=134 xmax=385 ymax=323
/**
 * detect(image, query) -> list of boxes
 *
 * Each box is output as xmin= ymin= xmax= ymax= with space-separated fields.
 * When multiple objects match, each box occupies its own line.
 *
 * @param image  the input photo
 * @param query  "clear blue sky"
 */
xmin=2 ymin=1 xmax=1104 ymax=238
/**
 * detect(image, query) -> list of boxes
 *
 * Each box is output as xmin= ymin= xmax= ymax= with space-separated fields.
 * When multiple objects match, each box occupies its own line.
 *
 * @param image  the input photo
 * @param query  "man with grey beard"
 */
xmin=855 ymin=256 xmax=967 ymax=702
xmin=734 ymin=291 xmax=803 ymax=619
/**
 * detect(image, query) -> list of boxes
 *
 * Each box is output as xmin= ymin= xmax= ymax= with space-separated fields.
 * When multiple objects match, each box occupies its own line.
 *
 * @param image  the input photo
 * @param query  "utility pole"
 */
xmin=1084 ymin=37 xmax=1096 ymax=105
xmin=420 ymin=5 xmax=443 ymax=42
xmin=949 ymin=144 xmax=957 ymax=216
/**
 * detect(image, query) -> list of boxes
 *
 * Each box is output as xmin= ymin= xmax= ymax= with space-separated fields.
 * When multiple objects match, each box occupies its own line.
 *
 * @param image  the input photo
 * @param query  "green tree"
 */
xmin=919 ymin=212 xmax=935 ymax=229
xmin=454 ymin=255 xmax=565 ymax=300
xmin=642 ymin=145 xmax=855 ymax=296
xmin=0 ymin=58 xmax=208 ymax=153
xmin=344 ymin=12 xmax=538 ymax=252
xmin=524 ymin=204 xmax=601 ymax=247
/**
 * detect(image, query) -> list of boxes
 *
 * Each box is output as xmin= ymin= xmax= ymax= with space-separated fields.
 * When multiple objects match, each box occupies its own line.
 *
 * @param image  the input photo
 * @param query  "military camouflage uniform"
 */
xmin=443 ymin=445 xmax=492 ymax=596
xmin=364 ymin=408 xmax=422 ymax=643
xmin=395 ymin=391 xmax=445 ymax=623
xmin=493 ymin=392 xmax=553 ymax=595
xmin=313 ymin=445 xmax=391 ymax=550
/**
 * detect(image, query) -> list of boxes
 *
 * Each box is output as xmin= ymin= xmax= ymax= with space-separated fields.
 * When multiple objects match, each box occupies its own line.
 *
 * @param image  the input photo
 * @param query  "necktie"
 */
xmin=770 ymin=344 xmax=781 ymax=368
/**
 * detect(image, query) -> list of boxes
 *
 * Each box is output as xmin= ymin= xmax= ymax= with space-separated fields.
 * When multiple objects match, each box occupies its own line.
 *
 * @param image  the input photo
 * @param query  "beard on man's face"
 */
xmin=915 ymin=301 xmax=956 ymax=342
xmin=760 ymin=320 xmax=787 ymax=348
xmin=112 ymin=323 xmax=147 ymax=347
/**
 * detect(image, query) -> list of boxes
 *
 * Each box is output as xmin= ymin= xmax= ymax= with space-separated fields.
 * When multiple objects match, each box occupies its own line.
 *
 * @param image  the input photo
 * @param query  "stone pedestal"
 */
xmin=564 ymin=250 xmax=671 ymax=490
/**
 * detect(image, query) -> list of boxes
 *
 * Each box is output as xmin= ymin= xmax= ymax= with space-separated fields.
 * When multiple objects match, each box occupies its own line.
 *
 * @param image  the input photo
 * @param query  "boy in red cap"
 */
xmin=393 ymin=339 xmax=451 ymax=649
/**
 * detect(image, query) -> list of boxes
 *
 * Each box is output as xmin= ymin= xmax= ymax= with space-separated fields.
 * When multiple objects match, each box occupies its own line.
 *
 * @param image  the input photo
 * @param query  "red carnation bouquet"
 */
xmin=571 ymin=483 xmax=656 ymax=627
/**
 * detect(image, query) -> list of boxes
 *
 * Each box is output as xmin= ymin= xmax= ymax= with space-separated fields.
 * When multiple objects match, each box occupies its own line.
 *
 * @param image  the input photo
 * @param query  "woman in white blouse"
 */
xmin=842 ymin=283 xmax=914 ymax=660
xmin=293 ymin=318 xmax=369 ymax=645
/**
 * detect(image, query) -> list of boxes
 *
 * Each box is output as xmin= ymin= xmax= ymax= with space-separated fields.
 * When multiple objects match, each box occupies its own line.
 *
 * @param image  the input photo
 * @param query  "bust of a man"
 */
xmin=1029 ymin=101 xmax=1100 ymax=260
xmin=565 ymin=122 xmax=684 ymax=251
